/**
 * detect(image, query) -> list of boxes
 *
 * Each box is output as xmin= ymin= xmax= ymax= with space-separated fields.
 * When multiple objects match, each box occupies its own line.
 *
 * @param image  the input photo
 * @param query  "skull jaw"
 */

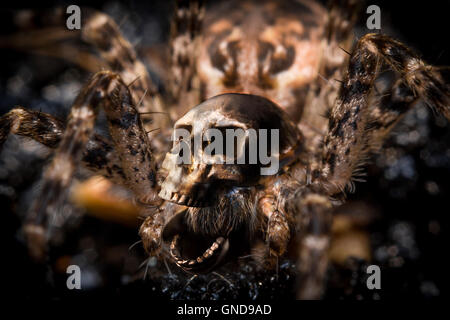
xmin=157 ymin=93 xmax=303 ymax=271
xmin=158 ymin=163 xmax=255 ymax=272
xmin=162 ymin=208 xmax=235 ymax=273
xmin=165 ymin=225 xmax=252 ymax=274
xmin=161 ymin=188 xmax=258 ymax=273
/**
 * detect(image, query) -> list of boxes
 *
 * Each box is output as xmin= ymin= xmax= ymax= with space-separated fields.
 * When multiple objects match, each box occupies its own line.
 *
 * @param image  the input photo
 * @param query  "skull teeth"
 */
xmin=169 ymin=235 xmax=226 ymax=268
xmin=179 ymin=195 xmax=187 ymax=204
xmin=167 ymin=193 xmax=201 ymax=207
xmin=161 ymin=191 xmax=207 ymax=207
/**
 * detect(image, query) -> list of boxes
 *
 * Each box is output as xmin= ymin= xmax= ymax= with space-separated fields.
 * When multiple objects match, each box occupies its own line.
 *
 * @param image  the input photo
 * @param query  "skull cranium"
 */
xmin=159 ymin=93 xmax=301 ymax=207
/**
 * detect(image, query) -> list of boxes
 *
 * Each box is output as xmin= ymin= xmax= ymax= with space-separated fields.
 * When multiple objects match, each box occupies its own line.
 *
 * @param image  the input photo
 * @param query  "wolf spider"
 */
xmin=0 ymin=0 xmax=448 ymax=299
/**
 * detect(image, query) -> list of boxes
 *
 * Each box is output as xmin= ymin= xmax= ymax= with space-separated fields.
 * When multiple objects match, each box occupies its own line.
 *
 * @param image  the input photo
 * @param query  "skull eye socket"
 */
xmin=202 ymin=126 xmax=244 ymax=160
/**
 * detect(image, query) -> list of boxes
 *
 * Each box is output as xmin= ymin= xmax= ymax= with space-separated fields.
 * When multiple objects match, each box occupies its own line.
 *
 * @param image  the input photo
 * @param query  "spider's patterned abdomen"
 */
xmin=197 ymin=0 xmax=327 ymax=121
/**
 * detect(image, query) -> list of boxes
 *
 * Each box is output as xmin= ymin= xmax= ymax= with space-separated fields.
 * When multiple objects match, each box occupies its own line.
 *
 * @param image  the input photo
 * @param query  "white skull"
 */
xmin=158 ymin=93 xmax=301 ymax=207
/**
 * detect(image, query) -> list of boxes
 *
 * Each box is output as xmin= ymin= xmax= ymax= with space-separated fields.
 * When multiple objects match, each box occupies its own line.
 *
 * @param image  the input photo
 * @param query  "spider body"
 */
xmin=0 ymin=0 xmax=448 ymax=299
xmin=197 ymin=0 xmax=325 ymax=121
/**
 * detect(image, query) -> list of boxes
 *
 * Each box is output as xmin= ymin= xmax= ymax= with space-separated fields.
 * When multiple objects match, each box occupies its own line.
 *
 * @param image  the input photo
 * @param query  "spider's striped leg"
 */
xmin=168 ymin=0 xmax=204 ymax=109
xmin=365 ymin=79 xmax=418 ymax=152
xmin=22 ymin=71 xmax=160 ymax=260
xmin=258 ymin=193 xmax=293 ymax=267
xmin=81 ymin=9 xmax=166 ymax=124
xmin=287 ymin=186 xmax=333 ymax=299
xmin=0 ymin=107 xmax=126 ymax=184
xmin=257 ymin=172 xmax=306 ymax=267
xmin=0 ymin=107 xmax=63 ymax=150
xmin=319 ymin=33 xmax=450 ymax=195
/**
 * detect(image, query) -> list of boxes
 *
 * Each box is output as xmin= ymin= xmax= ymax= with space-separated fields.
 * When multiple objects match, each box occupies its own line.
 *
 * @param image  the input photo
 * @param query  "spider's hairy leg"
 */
xmin=0 ymin=107 xmax=63 ymax=150
xmin=81 ymin=10 xmax=164 ymax=120
xmin=319 ymin=33 xmax=450 ymax=194
xmin=139 ymin=208 xmax=166 ymax=258
xmin=366 ymin=34 xmax=450 ymax=118
xmin=258 ymin=194 xmax=292 ymax=266
xmin=0 ymin=107 xmax=127 ymax=184
xmin=169 ymin=0 xmax=204 ymax=109
xmin=287 ymin=186 xmax=332 ymax=299
xmin=22 ymin=71 xmax=160 ymax=260
xmin=364 ymin=38 xmax=450 ymax=150
xmin=365 ymin=79 xmax=417 ymax=151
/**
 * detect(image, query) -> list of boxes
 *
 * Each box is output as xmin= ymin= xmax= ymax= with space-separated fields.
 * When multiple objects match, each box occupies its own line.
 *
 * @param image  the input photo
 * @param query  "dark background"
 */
xmin=0 ymin=0 xmax=449 ymax=300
